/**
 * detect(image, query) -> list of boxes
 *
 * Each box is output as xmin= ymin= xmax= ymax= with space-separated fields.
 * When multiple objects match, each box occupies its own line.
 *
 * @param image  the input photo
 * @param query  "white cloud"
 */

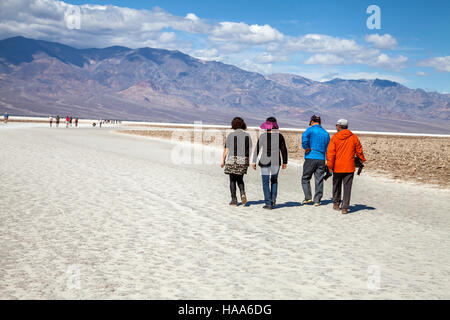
xmin=305 ymin=53 xmax=345 ymax=65
xmin=299 ymin=45 xmax=407 ymax=71
xmin=416 ymin=71 xmax=428 ymax=76
xmin=285 ymin=34 xmax=361 ymax=53
xmin=365 ymin=34 xmax=398 ymax=49
xmin=255 ymin=53 xmax=288 ymax=64
xmin=0 ymin=0 xmax=415 ymax=75
xmin=159 ymin=32 xmax=176 ymax=43
xmin=185 ymin=13 xmax=199 ymax=21
xmin=0 ymin=0 xmax=209 ymax=49
xmin=266 ymin=33 xmax=406 ymax=71
xmin=191 ymin=48 xmax=220 ymax=61
xmin=418 ymin=56 xmax=450 ymax=72
xmin=255 ymin=53 xmax=276 ymax=64
xmin=210 ymin=22 xmax=284 ymax=44
xmin=319 ymin=71 xmax=407 ymax=84
xmin=216 ymin=42 xmax=243 ymax=53
xmin=239 ymin=58 xmax=273 ymax=74
xmin=369 ymin=53 xmax=408 ymax=71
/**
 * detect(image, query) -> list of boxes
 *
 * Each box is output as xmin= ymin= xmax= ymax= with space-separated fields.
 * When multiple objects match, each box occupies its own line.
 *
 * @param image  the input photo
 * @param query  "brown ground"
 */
xmin=119 ymin=127 xmax=450 ymax=189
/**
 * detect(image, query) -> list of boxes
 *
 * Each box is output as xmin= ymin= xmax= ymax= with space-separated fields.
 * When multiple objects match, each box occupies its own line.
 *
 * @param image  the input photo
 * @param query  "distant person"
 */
xmin=66 ymin=116 xmax=70 ymax=128
xmin=301 ymin=115 xmax=330 ymax=206
xmin=99 ymin=119 xmax=102 ymax=128
xmin=55 ymin=115 xmax=60 ymax=127
xmin=75 ymin=117 xmax=78 ymax=127
xmin=49 ymin=116 xmax=53 ymax=127
xmin=326 ymin=119 xmax=366 ymax=214
xmin=252 ymin=117 xmax=288 ymax=210
xmin=221 ymin=117 xmax=252 ymax=206
xmin=3 ymin=112 xmax=9 ymax=124
xmin=69 ymin=116 xmax=73 ymax=126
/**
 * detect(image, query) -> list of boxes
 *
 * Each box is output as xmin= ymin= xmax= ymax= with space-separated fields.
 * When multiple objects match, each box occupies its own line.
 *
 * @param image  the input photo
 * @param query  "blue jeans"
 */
xmin=260 ymin=166 xmax=280 ymax=206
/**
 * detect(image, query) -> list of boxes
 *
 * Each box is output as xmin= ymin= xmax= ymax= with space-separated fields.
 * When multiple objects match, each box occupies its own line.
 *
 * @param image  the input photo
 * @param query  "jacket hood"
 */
xmin=334 ymin=129 xmax=353 ymax=140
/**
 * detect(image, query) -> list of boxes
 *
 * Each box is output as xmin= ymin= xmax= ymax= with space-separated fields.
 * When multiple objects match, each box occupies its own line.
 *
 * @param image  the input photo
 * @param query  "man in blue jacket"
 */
xmin=301 ymin=115 xmax=330 ymax=206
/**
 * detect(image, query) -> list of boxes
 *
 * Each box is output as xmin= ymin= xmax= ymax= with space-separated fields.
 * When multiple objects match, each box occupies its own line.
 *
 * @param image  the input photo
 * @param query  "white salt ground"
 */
xmin=0 ymin=122 xmax=449 ymax=299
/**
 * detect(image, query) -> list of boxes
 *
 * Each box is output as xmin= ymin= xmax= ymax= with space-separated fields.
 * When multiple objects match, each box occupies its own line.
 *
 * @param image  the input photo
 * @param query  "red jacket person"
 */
xmin=326 ymin=119 xmax=366 ymax=214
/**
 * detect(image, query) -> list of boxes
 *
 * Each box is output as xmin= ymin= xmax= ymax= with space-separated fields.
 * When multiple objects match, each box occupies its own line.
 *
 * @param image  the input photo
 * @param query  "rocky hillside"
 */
xmin=0 ymin=36 xmax=449 ymax=133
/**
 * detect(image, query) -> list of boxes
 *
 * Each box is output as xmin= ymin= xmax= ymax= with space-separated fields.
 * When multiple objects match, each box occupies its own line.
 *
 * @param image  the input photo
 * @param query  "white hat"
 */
xmin=336 ymin=119 xmax=348 ymax=126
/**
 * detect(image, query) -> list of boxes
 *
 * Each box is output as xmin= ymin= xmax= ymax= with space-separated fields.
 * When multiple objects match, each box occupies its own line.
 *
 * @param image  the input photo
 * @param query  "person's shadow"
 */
xmin=243 ymin=200 xmax=265 ymax=207
xmin=273 ymin=201 xmax=302 ymax=209
xmin=348 ymin=204 xmax=376 ymax=213
xmin=243 ymin=199 xmax=376 ymax=213
xmin=244 ymin=200 xmax=303 ymax=208
xmin=290 ymin=199 xmax=334 ymax=206
xmin=319 ymin=199 xmax=334 ymax=205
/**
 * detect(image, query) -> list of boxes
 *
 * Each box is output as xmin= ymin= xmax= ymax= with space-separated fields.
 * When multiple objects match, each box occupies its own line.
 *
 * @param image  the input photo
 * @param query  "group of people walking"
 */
xmin=4 ymin=113 xmax=120 ymax=128
xmin=93 ymin=119 xmax=121 ymax=127
xmin=221 ymin=115 xmax=366 ymax=214
xmin=49 ymin=115 xmax=78 ymax=128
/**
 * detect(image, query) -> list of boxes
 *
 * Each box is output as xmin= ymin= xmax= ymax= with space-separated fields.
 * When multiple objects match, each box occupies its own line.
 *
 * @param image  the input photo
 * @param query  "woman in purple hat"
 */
xmin=252 ymin=117 xmax=288 ymax=209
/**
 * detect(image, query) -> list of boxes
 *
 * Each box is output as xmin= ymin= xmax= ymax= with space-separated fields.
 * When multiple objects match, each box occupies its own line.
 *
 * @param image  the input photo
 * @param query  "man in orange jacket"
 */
xmin=326 ymin=119 xmax=366 ymax=214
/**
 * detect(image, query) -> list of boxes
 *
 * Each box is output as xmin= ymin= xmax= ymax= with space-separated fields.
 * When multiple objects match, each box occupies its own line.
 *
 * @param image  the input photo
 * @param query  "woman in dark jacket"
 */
xmin=221 ymin=117 xmax=252 ymax=206
xmin=252 ymin=117 xmax=288 ymax=209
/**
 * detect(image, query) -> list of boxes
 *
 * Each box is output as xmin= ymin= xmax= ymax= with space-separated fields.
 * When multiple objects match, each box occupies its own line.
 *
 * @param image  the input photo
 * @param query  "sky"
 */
xmin=0 ymin=0 xmax=449 ymax=93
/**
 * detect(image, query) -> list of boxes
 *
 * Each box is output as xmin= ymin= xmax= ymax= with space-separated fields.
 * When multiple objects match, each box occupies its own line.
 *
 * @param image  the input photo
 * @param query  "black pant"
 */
xmin=229 ymin=174 xmax=245 ymax=200
xmin=332 ymin=172 xmax=354 ymax=209
xmin=301 ymin=159 xmax=326 ymax=203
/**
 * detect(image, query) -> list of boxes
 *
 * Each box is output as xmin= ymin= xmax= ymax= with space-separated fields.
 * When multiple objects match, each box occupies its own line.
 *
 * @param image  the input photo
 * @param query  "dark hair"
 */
xmin=340 ymin=125 xmax=348 ymax=129
xmin=310 ymin=115 xmax=321 ymax=125
xmin=266 ymin=116 xmax=277 ymax=123
xmin=231 ymin=117 xmax=247 ymax=130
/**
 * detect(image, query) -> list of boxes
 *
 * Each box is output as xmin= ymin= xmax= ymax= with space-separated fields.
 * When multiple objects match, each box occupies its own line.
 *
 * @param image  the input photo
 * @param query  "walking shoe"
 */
xmin=241 ymin=194 xmax=247 ymax=205
xmin=314 ymin=202 xmax=320 ymax=207
xmin=271 ymin=201 xmax=276 ymax=208
xmin=342 ymin=208 xmax=349 ymax=214
xmin=263 ymin=205 xmax=272 ymax=210
xmin=229 ymin=199 xmax=238 ymax=206
xmin=333 ymin=203 xmax=340 ymax=211
xmin=302 ymin=199 xmax=313 ymax=205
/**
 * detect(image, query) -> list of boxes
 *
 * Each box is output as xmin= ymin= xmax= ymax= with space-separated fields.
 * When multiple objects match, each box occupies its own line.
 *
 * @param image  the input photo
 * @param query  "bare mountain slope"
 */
xmin=0 ymin=36 xmax=449 ymax=133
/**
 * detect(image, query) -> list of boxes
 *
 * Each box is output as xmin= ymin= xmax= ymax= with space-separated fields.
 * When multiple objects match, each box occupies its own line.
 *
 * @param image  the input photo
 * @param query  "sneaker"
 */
xmin=229 ymin=199 xmax=238 ymax=206
xmin=342 ymin=208 xmax=349 ymax=214
xmin=302 ymin=199 xmax=313 ymax=205
xmin=263 ymin=205 xmax=272 ymax=210
xmin=314 ymin=202 xmax=320 ymax=207
xmin=241 ymin=194 xmax=247 ymax=205
xmin=333 ymin=203 xmax=340 ymax=211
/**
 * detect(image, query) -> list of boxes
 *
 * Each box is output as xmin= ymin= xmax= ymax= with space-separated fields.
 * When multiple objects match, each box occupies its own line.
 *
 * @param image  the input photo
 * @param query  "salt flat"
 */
xmin=0 ymin=123 xmax=449 ymax=299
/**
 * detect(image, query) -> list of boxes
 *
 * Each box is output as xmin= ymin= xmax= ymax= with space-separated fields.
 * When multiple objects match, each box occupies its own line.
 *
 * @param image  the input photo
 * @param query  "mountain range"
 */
xmin=0 ymin=36 xmax=449 ymax=133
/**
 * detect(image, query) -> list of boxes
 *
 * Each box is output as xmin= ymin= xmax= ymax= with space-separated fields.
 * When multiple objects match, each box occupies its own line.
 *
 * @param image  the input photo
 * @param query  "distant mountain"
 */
xmin=0 ymin=36 xmax=449 ymax=133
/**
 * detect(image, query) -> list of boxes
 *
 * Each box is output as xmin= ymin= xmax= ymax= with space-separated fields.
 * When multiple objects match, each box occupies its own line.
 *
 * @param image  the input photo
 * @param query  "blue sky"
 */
xmin=1 ymin=0 xmax=449 ymax=92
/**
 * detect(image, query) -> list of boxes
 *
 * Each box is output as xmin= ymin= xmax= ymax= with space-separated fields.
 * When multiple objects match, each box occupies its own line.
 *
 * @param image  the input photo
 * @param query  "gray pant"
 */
xmin=301 ymin=159 xmax=326 ymax=203
xmin=332 ymin=172 xmax=354 ymax=209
